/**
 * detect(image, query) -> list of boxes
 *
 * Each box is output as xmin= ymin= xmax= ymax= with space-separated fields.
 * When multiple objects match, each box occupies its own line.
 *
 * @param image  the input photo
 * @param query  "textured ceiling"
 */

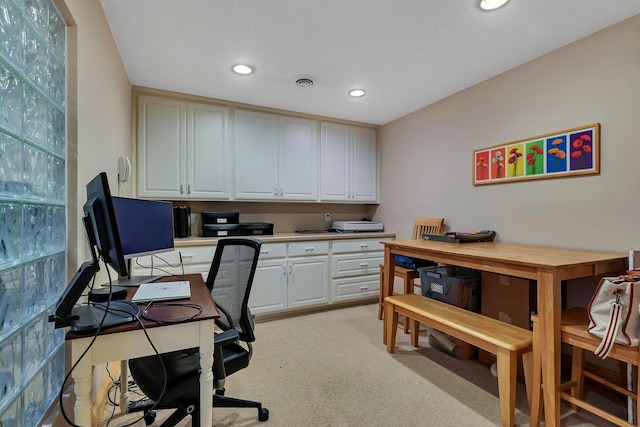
xmin=100 ymin=1 xmax=640 ymax=125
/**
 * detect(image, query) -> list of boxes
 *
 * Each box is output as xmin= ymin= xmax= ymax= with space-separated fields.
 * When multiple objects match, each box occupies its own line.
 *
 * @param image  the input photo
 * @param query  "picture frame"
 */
xmin=473 ymin=123 xmax=600 ymax=185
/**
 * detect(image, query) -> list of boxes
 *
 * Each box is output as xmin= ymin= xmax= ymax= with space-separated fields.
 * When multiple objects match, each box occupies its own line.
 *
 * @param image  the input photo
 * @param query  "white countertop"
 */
xmin=174 ymin=231 xmax=395 ymax=247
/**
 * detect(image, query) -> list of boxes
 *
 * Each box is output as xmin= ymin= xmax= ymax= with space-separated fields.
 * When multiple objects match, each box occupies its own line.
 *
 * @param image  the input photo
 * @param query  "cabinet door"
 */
xmin=137 ymin=95 xmax=186 ymax=198
xmin=249 ymin=259 xmax=287 ymax=314
xmin=234 ymin=110 xmax=279 ymax=199
xmin=351 ymin=126 xmax=378 ymax=202
xmin=320 ymin=122 xmax=350 ymax=201
xmin=186 ymin=103 xmax=230 ymax=199
xmin=288 ymin=256 xmax=329 ymax=309
xmin=278 ymin=116 xmax=318 ymax=200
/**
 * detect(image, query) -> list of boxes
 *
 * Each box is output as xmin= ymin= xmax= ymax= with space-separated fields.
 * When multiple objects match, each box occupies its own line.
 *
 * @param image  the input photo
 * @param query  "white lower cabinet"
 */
xmin=287 ymin=242 xmax=329 ymax=309
xmin=331 ymin=238 xmax=391 ymax=302
xmin=131 ymin=236 xmax=392 ymax=316
xmin=249 ymin=241 xmax=329 ymax=315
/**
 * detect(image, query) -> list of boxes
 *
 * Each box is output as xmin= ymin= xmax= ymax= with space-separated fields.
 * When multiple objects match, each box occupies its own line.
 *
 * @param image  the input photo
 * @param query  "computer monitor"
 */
xmin=49 ymin=172 xmax=139 ymax=331
xmin=111 ymin=197 xmax=174 ymax=286
xmin=85 ymin=173 xmax=128 ymax=276
xmin=112 ymin=197 xmax=174 ymax=259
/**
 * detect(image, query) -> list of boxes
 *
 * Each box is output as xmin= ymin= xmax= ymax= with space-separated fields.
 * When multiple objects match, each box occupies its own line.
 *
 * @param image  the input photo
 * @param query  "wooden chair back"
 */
xmin=413 ymin=218 xmax=444 ymax=239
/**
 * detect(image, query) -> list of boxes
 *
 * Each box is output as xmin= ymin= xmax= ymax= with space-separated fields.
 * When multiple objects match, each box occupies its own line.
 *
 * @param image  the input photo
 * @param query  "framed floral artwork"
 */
xmin=473 ymin=123 xmax=600 ymax=185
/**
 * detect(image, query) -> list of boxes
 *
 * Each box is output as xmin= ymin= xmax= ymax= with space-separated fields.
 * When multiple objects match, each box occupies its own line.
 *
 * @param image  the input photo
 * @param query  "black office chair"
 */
xmin=128 ymin=238 xmax=269 ymax=426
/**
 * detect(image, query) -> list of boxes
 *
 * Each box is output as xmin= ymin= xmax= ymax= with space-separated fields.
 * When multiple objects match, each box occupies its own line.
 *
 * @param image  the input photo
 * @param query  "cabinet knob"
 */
xmin=273 ymin=188 xmax=278 ymax=197
xmin=279 ymin=187 xmax=284 ymax=197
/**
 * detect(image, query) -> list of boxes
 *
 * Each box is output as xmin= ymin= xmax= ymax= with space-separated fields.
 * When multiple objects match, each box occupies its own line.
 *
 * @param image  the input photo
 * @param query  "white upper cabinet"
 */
xmin=186 ymin=103 xmax=231 ymax=198
xmin=234 ymin=109 xmax=318 ymax=200
xmin=137 ymin=94 xmax=231 ymax=199
xmin=320 ymin=122 xmax=378 ymax=202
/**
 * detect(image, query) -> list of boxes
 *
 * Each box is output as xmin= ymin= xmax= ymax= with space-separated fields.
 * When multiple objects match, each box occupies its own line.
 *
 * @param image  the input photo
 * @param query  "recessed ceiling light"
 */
xmin=480 ymin=0 xmax=509 ymax=10
xmin=349 ymin=89 xmax=366 ymax=98
xmin=232 ymin=64 xmax=253 ymax=75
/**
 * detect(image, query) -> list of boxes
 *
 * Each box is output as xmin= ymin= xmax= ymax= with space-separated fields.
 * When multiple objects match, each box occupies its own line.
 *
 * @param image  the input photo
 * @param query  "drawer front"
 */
xmin=257 ymin=243 xmax=287 ymax=260
xmin=332 ymin=238 xmax=391 ymax=254
xmin=288 ymin=241 xmax=329 ymax=257
xmin=332 ymin=253 xmax=383 ymax=278
xmin=333 ymin=275 xmax=380 ymax=302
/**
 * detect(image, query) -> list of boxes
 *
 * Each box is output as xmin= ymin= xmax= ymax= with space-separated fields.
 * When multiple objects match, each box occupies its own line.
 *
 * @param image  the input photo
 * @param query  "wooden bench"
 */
xmin=384 ymin=293 xmax=533 ymax=427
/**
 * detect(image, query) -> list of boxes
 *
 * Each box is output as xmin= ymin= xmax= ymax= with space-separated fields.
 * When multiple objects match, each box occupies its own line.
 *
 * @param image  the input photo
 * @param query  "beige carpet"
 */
xmin=100 ymin=303 xmax=627 ymax=426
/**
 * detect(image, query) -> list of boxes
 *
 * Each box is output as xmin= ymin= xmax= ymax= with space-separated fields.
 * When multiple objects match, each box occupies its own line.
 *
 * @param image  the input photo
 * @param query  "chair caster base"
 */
xmin=258 ymin=408 xmax=269 ymax=421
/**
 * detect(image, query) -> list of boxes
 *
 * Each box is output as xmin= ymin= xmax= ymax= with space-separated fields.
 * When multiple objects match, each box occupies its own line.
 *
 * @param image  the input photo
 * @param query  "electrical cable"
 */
xmin=134 ymin=253 xmax=185 ymax=277
xmin=57 ymin=259 xmax=138 ymax=427
xmin=58 ymin=264 xmax=112 ymax=427
xmin=141 ymin=301 xmax=203 ymax=323
xmin=104 ymin=364 xmax=118 ymax=427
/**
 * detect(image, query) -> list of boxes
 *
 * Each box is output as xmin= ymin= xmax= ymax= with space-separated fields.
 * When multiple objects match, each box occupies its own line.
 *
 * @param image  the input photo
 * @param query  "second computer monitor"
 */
xmin=112 ymin=197 xmax=175 ymax=259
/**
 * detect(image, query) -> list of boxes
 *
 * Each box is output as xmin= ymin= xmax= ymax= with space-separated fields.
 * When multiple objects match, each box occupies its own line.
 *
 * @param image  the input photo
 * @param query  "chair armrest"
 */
xmin=214 ymin=329 xmax=239 ymax=347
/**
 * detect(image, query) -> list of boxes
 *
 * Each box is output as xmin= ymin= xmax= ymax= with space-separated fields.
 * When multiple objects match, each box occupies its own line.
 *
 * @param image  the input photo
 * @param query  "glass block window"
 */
xmin=0 ymin=0 xmax=66 ymax=425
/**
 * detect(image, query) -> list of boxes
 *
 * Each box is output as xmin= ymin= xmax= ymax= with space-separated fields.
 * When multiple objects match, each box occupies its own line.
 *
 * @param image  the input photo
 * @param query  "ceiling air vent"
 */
xmin=292 ymin=74 xmax=317 ymax=88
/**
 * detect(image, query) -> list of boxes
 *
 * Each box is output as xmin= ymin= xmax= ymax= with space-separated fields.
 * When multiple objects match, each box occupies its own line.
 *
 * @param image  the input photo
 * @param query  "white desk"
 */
xmin=66 ymin=274 xmax=218 ymax=426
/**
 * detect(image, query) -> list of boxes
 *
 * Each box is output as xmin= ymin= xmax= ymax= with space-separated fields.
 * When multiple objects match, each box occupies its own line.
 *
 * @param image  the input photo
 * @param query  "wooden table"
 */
xmin=66 ymin=274 xmax=218 ymax=426
xmin=382 ymin=240 xmax=626 ymax=427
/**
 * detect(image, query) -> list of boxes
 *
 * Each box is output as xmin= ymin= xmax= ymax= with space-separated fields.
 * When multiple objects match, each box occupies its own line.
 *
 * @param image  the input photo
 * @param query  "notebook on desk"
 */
xmin=131 ymin=280 xmax=191 ymax=303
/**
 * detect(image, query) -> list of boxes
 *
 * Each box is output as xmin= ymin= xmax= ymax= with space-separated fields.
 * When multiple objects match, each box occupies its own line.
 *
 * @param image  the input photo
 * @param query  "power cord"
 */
xmin=141 ymin=301 xmax=203 ymax=323
xmin=134 ymin=251 xmax=185 ymax=277
xmin=58 ymin=263 xmax=114 ymax=427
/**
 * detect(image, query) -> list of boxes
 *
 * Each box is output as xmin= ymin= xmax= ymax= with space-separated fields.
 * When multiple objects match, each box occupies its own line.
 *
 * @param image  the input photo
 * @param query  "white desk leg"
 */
xmin=71 ymin=340 xmax=93 ymax=427
xmin=199 ymin=319 xmax=215 ymax=425
xmin=120 ymin=360 xmax=129 ymax=414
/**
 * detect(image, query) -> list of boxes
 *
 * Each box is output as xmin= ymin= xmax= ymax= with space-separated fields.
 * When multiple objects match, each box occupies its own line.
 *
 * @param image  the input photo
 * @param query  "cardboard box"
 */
xmin=478 ymin=272 xmax=537 ymax=381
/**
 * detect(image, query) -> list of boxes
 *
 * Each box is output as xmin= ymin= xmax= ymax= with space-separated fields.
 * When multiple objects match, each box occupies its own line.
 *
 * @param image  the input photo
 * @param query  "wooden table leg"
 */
xmin=383 ymin=246 xmax=395 ymax=321
xmin=537 ymin=268 xmax=561 ymax=427
xmin=199 ymin=319 xmax=215 ymax=426
xmin=120 ymin=360 xmax=129 ymax=414
xmin=71 ymin=340 xmax=92 ymax=426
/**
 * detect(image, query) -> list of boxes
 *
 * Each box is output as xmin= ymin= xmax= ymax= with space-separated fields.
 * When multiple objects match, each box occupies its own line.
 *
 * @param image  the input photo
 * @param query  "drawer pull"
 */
xmin=360 ymin=262 xmax=369 ymax=268
xmin=260 ymin=249 xmax=270 ymax=254
xmin=360 ymin=285 xmax=369 ymax=291
xmin=360 ymin=243 xmax=368 ymax=249
xmin=181 ymin=254 xmax=193 ymax=260
xmin=305 ymin=247 xmax=314 ymax=252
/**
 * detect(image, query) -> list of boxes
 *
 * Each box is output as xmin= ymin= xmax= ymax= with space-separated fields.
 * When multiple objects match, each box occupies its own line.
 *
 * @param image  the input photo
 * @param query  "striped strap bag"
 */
xmin=587 ymin=275 xmax=640 ymax=359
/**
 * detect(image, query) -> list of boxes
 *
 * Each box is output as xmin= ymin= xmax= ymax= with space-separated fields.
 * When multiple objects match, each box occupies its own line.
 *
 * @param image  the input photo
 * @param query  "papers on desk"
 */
xmin=131 ymin=281 xmax=191 ymax=303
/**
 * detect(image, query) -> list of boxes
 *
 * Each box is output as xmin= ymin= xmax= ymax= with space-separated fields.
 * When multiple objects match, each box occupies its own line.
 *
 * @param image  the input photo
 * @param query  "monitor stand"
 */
xmin=111 ymin=258 xmax=161 ymax=287
xmin=70 ymin=301 xmax=141 ymax=333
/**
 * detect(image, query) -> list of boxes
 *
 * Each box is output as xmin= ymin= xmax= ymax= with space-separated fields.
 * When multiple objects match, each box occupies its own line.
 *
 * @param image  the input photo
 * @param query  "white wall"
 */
xmin=57 ymin=0 xmax=132 ymax=404
xmin=376 ymin=15 xmax=640 ymax=253
xmin=60 ymin=0 xmax=133 ymax=275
